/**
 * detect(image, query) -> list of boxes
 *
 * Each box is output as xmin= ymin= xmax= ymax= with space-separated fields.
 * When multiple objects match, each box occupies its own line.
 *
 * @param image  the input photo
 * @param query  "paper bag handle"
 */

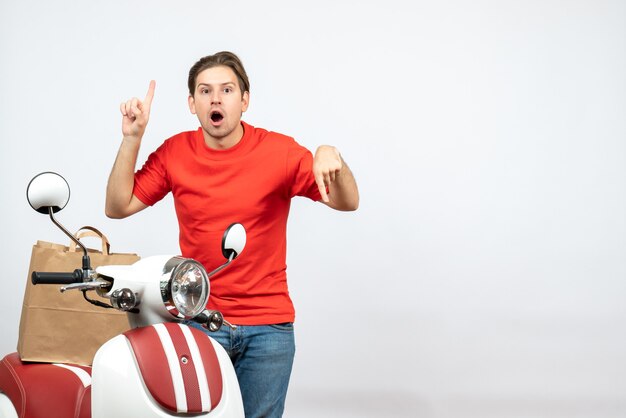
xmin=69 ymin=226 xmax=111 ymax=255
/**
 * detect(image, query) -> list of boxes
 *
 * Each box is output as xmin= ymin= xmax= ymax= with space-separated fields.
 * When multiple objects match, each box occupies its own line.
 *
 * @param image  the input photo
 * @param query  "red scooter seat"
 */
xmin=0 ymin=352 xmax=91 ymax=418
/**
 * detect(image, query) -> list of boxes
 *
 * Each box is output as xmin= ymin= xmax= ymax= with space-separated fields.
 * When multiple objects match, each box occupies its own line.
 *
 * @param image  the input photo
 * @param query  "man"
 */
xmin=106 ymin=51 xmax=359 ymax=418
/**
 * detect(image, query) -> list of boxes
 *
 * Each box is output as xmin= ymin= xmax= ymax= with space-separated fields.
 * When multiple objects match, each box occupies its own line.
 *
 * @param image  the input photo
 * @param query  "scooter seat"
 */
xmin=0 ymin=352 xmax=91 ymax=418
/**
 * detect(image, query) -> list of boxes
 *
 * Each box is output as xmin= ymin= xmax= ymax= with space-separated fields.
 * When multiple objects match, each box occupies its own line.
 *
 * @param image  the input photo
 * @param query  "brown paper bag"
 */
xmin=17 ymin=226 xmax=140 ymax=366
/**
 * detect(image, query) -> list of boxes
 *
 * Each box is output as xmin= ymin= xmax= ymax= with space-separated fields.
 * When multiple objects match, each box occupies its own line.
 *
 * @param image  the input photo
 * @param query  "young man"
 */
xmin=105 ymin=51 xmax=359 ymax=418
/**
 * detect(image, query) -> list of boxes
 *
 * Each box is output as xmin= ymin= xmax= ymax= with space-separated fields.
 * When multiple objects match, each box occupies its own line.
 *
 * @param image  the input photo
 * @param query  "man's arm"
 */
xmin=313 ymin=145 xmax=359 ymax=211
xmin=105 ymin=81 xmax=155 ymax=219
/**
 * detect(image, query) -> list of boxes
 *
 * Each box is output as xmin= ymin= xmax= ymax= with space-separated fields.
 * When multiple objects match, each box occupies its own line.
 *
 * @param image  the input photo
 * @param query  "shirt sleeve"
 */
xmin=286 ymin=140 xmax=322 ymax=201
xmin=132 ymin=141 xmax=172 ymax=206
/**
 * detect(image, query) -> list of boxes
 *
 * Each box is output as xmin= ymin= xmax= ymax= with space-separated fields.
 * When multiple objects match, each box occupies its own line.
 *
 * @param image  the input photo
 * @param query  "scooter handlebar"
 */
xmin=31 ymin=269 xmax=83 ymax=285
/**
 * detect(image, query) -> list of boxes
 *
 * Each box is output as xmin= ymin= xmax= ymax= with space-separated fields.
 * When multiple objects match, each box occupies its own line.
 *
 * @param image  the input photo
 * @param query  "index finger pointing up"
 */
xmin=144 ymin=80 xmax=156 ymax=107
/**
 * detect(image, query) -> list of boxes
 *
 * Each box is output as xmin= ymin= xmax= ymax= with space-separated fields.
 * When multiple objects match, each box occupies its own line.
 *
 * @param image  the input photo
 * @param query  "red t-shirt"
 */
xmin=133 ymin=121 xmax=321 ymax=325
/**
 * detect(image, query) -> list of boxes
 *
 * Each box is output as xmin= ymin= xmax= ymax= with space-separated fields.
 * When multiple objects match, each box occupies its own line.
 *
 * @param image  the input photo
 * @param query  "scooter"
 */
xmin=0 ymin=172 xmax=245 ymax=418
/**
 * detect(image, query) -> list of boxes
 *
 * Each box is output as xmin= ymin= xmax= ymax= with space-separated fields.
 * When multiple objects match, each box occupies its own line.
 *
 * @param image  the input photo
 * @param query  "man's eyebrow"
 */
xmin=197 ymin=81 xmax=236 ymax=87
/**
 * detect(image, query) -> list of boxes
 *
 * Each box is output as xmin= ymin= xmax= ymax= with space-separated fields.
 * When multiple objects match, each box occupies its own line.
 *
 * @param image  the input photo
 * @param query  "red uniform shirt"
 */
xmin=133 ymin=121 xmax=321 ymax=324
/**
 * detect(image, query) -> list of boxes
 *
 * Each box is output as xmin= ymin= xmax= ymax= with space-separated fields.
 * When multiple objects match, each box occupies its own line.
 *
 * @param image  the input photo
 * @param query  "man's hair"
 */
xmin=188 ymin=51 xmax=250 ymax=96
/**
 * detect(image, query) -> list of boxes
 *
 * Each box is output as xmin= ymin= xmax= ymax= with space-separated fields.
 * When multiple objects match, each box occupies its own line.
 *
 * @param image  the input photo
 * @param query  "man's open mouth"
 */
xmin=210 ymin=111 xmax=224 ymax=123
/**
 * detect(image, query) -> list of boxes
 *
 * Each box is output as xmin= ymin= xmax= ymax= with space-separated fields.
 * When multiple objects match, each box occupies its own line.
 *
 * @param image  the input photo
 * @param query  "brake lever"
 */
xmin=60 ymin=280 xmax=109 ymax=293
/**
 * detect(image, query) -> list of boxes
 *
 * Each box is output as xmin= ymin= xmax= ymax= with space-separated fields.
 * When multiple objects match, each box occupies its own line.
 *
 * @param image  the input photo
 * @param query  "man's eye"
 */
xmin=201 ymin=89 xmax=209 ymax=94
xmin=224 ymin=87 xmax=232 ymax=93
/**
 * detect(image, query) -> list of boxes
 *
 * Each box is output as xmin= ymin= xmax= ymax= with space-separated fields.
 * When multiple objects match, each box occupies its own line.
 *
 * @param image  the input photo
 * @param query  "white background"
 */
xmin=1 ymin=1 xmax=625 ymax=417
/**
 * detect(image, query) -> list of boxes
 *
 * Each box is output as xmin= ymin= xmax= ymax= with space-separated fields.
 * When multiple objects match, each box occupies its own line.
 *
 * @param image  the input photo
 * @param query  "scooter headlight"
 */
xmin=161 ymin=257 xmax=209 ymax=319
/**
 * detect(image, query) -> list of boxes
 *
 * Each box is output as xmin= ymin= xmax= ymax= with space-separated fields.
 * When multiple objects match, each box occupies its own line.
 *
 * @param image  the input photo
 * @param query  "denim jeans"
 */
xmin=185 ymin=321 xmax=296 ymax=418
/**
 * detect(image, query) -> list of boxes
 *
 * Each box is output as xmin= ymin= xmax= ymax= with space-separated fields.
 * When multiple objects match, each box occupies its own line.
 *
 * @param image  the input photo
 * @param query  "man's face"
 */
xmin=188 ymin=65 xmax=249 ymax=146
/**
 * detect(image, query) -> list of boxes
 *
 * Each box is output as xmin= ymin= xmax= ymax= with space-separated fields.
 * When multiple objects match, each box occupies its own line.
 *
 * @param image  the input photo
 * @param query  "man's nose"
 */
xmin=211 ymin=92 xmax=222 ymax=104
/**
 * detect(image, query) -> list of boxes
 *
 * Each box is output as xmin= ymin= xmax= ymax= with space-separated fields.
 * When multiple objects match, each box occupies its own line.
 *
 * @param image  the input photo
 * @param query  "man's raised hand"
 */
xmin=120 ymin=80 xmax=156 ymax=141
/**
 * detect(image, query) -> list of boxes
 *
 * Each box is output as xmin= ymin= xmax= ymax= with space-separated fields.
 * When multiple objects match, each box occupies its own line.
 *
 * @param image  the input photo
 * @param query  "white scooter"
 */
xmin=0 ymin=172 xmax=245 ymax=418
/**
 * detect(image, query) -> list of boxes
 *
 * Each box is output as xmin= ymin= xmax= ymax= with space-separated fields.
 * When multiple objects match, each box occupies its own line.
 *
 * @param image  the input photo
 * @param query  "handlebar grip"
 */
xmin=31 ymin=269 xmax=83 ymax=285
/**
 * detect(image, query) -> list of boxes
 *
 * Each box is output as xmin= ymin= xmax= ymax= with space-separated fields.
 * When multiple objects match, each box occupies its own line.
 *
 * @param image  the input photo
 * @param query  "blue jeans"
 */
xmin=185 ymin=321 xmax=296 ymax=418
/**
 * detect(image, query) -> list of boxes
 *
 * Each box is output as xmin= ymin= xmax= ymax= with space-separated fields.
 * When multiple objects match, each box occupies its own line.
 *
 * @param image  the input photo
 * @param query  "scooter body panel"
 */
xmin=92 ymin=325 xmax=244 ymax=418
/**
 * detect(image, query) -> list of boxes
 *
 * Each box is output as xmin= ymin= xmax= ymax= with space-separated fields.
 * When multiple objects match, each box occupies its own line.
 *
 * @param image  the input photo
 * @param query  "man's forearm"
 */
xmin=105 ymin=138 xmax=141 ymax=218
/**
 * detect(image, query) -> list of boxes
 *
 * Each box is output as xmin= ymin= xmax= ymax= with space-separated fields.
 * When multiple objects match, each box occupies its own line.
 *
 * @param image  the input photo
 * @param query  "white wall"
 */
xmin=1 ymin=1 xmax=625 ymax=417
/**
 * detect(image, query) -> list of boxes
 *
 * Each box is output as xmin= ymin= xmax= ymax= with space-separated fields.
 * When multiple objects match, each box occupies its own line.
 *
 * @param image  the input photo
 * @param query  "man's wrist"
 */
xmin=122 ymin=135 xmax=142 ymax=147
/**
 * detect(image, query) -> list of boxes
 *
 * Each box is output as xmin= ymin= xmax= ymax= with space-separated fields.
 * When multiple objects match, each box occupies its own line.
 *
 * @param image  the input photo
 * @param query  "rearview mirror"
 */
xmin=27 ymin=172 xmax=70 ymax=214
xmin=222 ymin=223 xmax=246 ymax=260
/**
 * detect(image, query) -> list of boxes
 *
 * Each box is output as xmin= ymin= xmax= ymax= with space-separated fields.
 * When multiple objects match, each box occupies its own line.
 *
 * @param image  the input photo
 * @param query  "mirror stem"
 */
xmin=206 ymin=258 xmax=233 ymax=279
xmin=48 ymin=207 xmax=91 ymax=273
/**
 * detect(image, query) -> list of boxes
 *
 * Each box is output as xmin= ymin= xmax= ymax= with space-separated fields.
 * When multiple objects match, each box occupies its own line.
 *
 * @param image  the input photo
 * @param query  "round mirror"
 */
xmin=27 ymin=172 xmax=70 ymax=214
xmin=222 ymin=223 xmax=246 ymax=259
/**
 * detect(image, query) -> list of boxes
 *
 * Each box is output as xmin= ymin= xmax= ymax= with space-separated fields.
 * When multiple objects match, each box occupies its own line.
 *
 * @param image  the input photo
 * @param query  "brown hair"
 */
xmin=188 ymin=51 xmax=250 ymax=96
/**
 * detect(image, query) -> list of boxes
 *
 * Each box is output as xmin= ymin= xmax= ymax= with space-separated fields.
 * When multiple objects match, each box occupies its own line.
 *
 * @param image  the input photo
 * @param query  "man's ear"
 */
xmin=241 ymin=91 xmax=250 ymax=112
xmin=188 ymin=95 xmax=196 ymax=114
